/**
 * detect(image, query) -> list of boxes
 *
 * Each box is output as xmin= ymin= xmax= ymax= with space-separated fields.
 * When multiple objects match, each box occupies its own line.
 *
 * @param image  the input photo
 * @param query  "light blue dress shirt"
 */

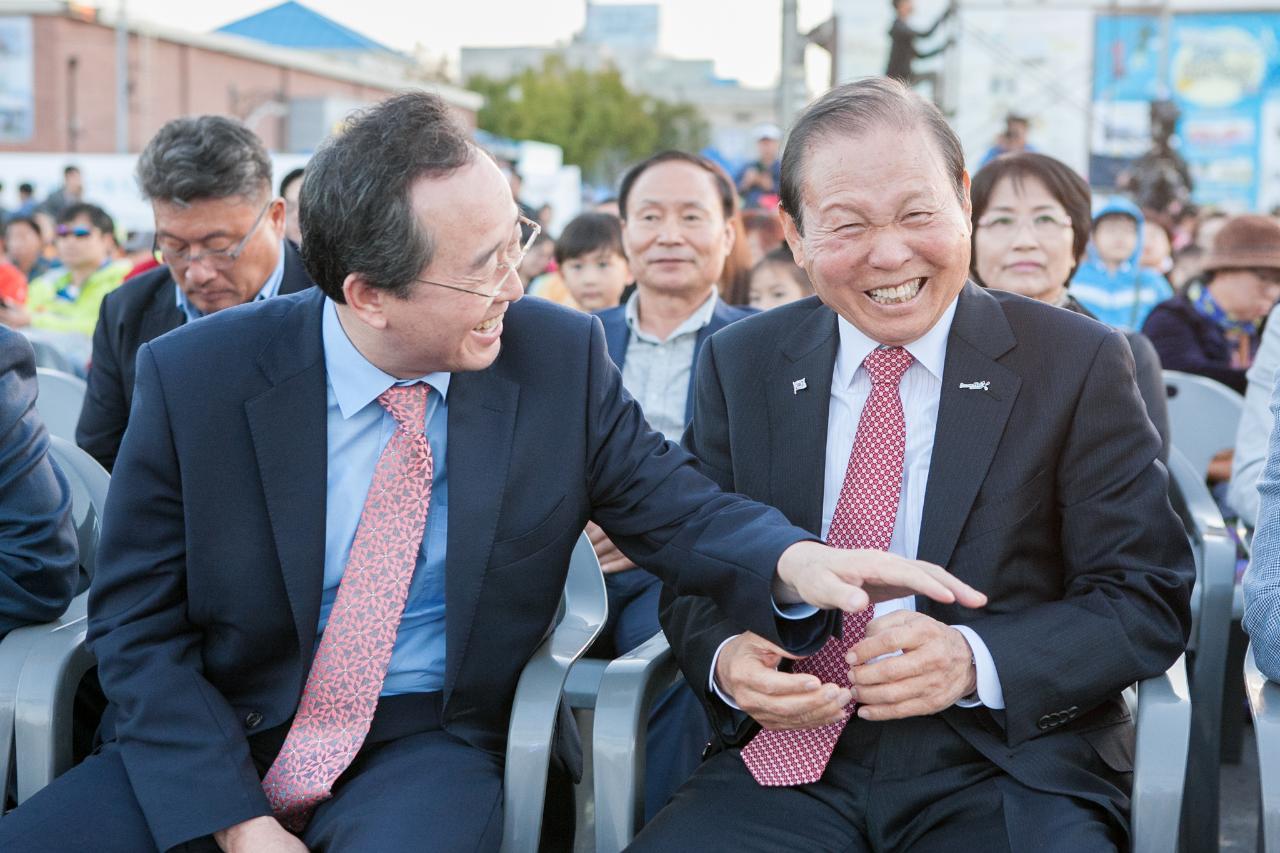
xmin=320 ymin=298 xmax=451 ymax=696
xmin=174 ymin=239 xmax=288 ymax=323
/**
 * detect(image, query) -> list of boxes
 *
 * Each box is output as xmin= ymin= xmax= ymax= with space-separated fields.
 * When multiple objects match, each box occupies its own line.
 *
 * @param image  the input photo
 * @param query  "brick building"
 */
xmin=0 ymin=1 xmax=480 ymax=154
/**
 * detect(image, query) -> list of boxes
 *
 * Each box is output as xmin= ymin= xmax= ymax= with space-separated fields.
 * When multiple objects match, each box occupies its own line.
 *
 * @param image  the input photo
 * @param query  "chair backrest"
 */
xmin=1163 ymin=370 xmax=1244 ymax=476
xmin=34 ymin=368 xmax=88 ymax=444
xmin=45 ymin=436 xmax=110 ymax=586
xmin=27 ymin=338 xmax=77 ymax=375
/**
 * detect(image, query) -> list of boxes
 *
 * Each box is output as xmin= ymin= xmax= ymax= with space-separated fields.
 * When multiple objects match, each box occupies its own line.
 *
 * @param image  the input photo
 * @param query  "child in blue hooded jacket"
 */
xmin=1070 ymin=196 xmax=1172 ymax=330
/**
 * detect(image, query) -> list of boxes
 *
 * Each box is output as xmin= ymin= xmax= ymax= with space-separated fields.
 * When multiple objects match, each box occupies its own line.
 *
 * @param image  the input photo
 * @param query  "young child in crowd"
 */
xmin=1070 ymin=196 xmax=1172 ymax=330
xmin=530 ymin=212 xmax=630 ymax=312
xmin=747 ymin=245 xmax=813 ymax=311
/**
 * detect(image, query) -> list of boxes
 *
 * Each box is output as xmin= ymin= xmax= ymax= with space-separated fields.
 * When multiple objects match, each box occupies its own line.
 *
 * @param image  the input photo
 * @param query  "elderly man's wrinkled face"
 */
xmin=782 ymin=126 xmax=972 ymax=347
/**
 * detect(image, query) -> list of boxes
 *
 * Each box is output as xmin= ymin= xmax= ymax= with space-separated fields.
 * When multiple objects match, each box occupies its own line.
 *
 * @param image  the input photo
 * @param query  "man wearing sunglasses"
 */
xmin=0 ymin=203 xmax=131 ymax=338
xmin=74 ymin=116 xmax=314 ymax=472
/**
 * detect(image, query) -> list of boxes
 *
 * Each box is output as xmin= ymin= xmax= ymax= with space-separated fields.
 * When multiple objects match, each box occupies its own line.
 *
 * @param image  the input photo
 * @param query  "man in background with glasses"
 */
xmin=0 ymin=203 xmax=131 ymax=339
xmin=75 ymin=116 xmax=314 ymax=472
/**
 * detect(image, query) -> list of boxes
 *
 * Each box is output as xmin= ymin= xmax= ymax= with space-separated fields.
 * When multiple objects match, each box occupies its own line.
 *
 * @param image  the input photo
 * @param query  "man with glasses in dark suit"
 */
xmin=75 ymin=116 xmax=313 ymax=472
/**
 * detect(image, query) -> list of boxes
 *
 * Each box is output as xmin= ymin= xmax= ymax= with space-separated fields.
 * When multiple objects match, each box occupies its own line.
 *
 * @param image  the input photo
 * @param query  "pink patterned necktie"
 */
xmin=262 ymin=383 xmax=434 ymax=831
xmin=741 ymin=346 xmax=914 ymax=787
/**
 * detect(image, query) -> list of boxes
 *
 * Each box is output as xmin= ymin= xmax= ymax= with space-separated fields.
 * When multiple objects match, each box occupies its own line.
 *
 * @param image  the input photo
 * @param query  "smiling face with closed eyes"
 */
xmin=782 ymin=125 xmax=972 ymax=347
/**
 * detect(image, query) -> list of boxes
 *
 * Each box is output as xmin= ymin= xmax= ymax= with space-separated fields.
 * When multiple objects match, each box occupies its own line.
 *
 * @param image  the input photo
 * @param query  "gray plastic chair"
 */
xmin=0 ymin=437 xmax=106 ymax=808
xmin=34 ymin=368 xmax=87 ymax=444
xmin=1166 ymin=445 xmax=1238 ymax=853
xmin=1129 ymin=654 xmax=1193 ymax=853
xmin=586 ymin=636 xmax=1189 ymax=853
xmin=590 ymin=630 xmax=682 ymax=852
xmin=501 ymin=531 xmax=607 ymax=852
xmin=7 ymin=508 xmax=606 ymax=851
xmin=1246 ymin=644 xmax=1280 ymax=853
xmin=1163 ymin=370 xmax=1245 ymax=477
xmin=26 ymin=338 xmax=78 ymax=375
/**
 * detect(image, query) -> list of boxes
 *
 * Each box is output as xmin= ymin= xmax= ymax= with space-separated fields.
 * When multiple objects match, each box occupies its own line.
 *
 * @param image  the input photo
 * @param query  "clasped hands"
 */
xmin=721 ymin=541 xmax=986 ymax=728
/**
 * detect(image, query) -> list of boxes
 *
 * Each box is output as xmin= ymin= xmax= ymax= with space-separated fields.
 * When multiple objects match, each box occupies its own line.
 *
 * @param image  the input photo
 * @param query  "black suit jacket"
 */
xmin=86 ymin=288 xmax=830 ymax=850
xmin=75 ymin=242 xmax=313 ymax=471
xmin=660 ymin=284 xmax=1194 ymax=828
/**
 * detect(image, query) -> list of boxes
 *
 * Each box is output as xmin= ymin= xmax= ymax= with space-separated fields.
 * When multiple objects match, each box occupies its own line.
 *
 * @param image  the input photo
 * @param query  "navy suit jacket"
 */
xmin=86 ymin=288 xmax=830 ymax=849
xmin=0 ymin=327 xmax=78 ymax=635
xmin=596 ymin=297 xmax=755 ymax=425
xmin=660 ymin=285 xmax=1194 ymax=831
xmin=75 ymin=241 xmax=314 ymax=472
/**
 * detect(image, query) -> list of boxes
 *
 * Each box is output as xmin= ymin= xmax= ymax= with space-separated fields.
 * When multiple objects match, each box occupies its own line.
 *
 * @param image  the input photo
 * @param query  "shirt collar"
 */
xmin=624 ymin=287 xmax=719 ymax=344
xmin=174 ymin=239 xmax=289 ymax=323
xmin=833 ymin=293 xmax=958 ymax=389
xmin=322 ymin=297 xmax=450 ymax=420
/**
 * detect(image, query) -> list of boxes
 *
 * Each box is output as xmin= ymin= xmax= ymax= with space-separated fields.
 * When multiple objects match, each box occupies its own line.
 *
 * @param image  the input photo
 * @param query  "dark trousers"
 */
xmin=0 ymin=692 xmax=505 ymax=852
xmin=628 ymin=714 xmax=1123 ymax=852
xmin=601 ymin=569 xmax=712 ymax=820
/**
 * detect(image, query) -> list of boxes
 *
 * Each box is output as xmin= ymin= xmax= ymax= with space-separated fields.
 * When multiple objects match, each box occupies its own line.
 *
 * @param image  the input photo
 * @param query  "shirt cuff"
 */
xmin=773 ymin=598 xmax=820 ymax=620
xmin=951 ymin=624 xmax=1005 ymax=710
xmin=708 ymin=634 xmax=746 ymax=710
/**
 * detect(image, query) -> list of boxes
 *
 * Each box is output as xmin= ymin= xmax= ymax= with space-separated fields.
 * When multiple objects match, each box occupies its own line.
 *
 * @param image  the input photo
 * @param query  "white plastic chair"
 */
xmin=1163 ymin=370 xmax=1245 ymax=477
xmin=34 ymin=368 xmax=87 ymax=444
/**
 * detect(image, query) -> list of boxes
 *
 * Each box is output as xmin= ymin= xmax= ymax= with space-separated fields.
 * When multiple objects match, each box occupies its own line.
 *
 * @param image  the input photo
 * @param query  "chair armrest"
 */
xmin=501 ymin=534 xmax=606 ymax=853
xmin=12 ymin=605 xmax=95 ymax=803
xmin=1131 ymin=654 xmax=1191 ymax=853
xmin=592 ymin=631 xmax=684 ymax=853
xmin=1246 ymin=645 xmax=1280 ymax=852
xmin=0 ymin=592 xmax=88 ymax=808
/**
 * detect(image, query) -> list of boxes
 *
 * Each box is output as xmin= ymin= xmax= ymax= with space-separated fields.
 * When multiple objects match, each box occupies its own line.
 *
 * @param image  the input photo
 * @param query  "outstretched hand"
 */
xmin=773 ymin=540 xmax=986 ymax=614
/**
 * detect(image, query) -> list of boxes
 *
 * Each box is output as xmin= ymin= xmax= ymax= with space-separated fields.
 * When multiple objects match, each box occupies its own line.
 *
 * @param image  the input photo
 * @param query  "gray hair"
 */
xmin=136 ymin=116 xmax=272 ymax=205
xmin=779 ymin=77 xmax=966 ymax=234
xmin=298 ymin=91 xmax=475 ymax=303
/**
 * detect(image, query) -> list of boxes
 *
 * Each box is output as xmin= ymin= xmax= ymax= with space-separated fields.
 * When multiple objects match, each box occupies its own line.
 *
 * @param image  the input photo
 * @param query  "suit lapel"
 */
xmin=600 ymin=308 xmax=629 ymax=371
xmin=917 ymin=284 xmax=1021 ymax=572
xmin=443 ymin=366 xmax=519 ymax=702
xmin=244 ymin=290 xmax=329 ymax=673
xmin=139 ymin=270 xmax=184 ymax=344
xmin=685 ymin=302 xmax=739 ymax=424
xmin=766 ymin=302 xmax=839 ymax=534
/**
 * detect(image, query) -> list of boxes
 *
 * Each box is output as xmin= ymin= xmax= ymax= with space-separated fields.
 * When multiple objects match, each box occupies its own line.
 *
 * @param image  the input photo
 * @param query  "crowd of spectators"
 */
xmin=4 ymin=71 xmax=1280 ymax=852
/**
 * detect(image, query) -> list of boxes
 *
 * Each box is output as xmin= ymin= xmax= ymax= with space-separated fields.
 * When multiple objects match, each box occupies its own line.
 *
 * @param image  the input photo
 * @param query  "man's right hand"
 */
xmin=773 ymin=540 xmax=987 ymax=613
xmin=716 ymin=632 xmax=852 ymax=730
xmin=214 ymin=816 xmax=309 ymax=853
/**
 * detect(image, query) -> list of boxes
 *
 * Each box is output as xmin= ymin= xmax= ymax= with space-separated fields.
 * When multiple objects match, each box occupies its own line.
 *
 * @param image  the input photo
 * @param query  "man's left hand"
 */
xmin=844 ymin=611 xmax=977 ymax=720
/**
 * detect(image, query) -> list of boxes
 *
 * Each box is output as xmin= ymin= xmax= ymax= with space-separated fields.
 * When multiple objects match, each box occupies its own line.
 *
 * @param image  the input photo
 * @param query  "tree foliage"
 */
xmin=467 ymin=56 xmax=709 ymax=184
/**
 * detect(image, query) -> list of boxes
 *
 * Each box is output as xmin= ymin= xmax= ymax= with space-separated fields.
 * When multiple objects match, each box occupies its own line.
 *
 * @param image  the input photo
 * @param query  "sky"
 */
xmin=113 ymin=0 xmax=835 ymax=89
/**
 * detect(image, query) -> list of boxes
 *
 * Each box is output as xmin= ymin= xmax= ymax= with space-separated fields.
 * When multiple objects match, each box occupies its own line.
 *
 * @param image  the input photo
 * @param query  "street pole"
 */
xmin=780 ymin=0 xmax=800 ymax=127
xmin=115 ymin=0 xmax=129 ymax=153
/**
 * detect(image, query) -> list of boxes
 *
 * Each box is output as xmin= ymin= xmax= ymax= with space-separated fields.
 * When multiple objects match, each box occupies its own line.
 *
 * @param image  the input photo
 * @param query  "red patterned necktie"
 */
xmin=262 ymin=383 xmax=434 ymax=830
xmin=741 ymin=346 xmax=914 ymax=787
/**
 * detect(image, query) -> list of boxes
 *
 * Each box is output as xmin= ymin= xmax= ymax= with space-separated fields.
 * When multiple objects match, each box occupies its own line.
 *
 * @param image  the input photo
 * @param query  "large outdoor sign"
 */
xmin=1092 ymin=11 xmax=1280 ymax=211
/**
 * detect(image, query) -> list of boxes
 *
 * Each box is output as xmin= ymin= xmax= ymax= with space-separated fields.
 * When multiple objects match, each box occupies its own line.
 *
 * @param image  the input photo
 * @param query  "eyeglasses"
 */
xmin=55 ymin=225 xmax=94 ymax=239
xmin=154 ymin=200 xmax=273 ymax=271
xmin=976 ymin=212 xmax=1073 ymax=242
xmin=415 ymin=216 xmax=542 ymax=299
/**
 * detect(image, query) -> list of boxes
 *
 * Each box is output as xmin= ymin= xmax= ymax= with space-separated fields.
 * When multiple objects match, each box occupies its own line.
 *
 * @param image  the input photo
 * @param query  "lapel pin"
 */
xmin=792 ymin=378 xmax=808 ymax=394
xmin=959 ymin=380 xmax=991 ymax=391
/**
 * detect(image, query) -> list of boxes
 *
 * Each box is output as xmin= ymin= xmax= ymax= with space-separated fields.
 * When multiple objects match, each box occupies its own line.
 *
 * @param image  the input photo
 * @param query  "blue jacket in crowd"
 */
xmin=1069 ymin=196 xmax=1172 ymax=331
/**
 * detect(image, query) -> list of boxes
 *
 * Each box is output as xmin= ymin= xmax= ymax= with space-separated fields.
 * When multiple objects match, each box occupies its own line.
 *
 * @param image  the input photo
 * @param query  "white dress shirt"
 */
xmin=712 ymin=297 xmax=1005 ymax=711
